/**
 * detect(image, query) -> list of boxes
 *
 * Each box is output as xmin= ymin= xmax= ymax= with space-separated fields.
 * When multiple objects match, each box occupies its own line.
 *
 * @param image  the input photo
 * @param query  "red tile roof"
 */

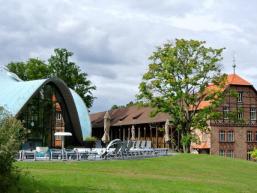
xmin=227 ymin=74 xmax=251 ymax=86
xmin=196 ymin=74 xmax=252 ymax=110
xmin=196 ymin=101 xmax=211 ymax=110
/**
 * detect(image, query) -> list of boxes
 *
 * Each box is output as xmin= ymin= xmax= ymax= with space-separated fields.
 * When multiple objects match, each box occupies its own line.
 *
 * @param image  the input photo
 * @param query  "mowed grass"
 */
xmin=17 ymin=154 xmax=257 ymax=193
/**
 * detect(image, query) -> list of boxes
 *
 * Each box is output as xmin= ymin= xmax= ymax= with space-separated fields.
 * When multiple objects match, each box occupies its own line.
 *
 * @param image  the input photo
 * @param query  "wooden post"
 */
xmin=128 ymin=127 xmax=131 ymax=140
xmin=138 ymin=127 xmax=141 ymax=140
xmin=123 ymin=128 xmax=125 ymax=141
xmin=144 ymin=127 xmax=146 ymax=140
xmin=170 ymin=127 xmax=173 ymax=149
xmin=156 ymin=127 xmax=158 ymax=148
xmin=178 ymin=130 xmax=180 ymax=151
xmin=119 ymin=128 xmax=121 ymax=139
xmin=150 ymin=126 xmax=152 ymax=142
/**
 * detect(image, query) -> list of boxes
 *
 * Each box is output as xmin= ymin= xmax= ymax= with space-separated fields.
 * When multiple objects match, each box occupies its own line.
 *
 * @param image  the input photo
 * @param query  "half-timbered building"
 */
xmin=90 ymin=106 xmax=172 ymax=148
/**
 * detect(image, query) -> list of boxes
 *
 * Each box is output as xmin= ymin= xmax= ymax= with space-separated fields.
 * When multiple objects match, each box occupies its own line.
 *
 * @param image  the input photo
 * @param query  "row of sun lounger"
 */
xmin=18 ymin=148 xmax=98 ymax=161
xmin=102 ymin=139 xmax=168 ymax=160
xmin=17 ymin=139 xmax=168 ymax=161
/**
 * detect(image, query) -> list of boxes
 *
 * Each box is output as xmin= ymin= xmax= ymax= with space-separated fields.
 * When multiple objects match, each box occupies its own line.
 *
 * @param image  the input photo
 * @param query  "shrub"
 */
xmin=0 ymin=107 xmax=26 ymax=193
xmin=83 ymin=136 xmax=97 ymax=148
xmin=84 ymin=136 xmax=97 ymax=142
xmin=250 ymin=149 xmax=257 ymax=161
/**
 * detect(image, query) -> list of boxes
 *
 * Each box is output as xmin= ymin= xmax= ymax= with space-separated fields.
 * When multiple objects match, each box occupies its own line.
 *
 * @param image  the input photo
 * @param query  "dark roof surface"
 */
xmin=90 ymin=106 xmax=170 ymax=128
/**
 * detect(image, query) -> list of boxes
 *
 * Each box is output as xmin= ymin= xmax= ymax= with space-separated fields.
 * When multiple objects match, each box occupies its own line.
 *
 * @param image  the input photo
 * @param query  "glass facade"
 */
xmin=18 ymin=84 xmax=65 ymax=149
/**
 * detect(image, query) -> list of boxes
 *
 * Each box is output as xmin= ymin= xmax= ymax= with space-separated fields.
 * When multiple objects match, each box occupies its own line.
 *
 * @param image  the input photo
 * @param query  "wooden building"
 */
xmin=90 ymin=106 xmax=172 ymax=148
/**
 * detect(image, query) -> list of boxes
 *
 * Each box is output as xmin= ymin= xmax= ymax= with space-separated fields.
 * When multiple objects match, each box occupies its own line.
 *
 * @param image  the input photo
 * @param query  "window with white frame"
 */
xmin=227 ymin=131 xmax=234 ymax=142
xmin=250 ymin=107 xmax=257 ymax=121
xmin=237 ymin=91 xmax=243 ymax=103
xmin=226 ymin=150 xmax=234 ymax=158
xmin=247 ymin=131 xmax=253 ymax=142
xmin=255 ymin=132 xmax=257 ymax=142
xmin=219 ymin=131 xmax=226 ymax=142
xmin=223 ymin=106 xmax=229 ymax=119
xmin=219 ymin=149 xmax=225 ymax=156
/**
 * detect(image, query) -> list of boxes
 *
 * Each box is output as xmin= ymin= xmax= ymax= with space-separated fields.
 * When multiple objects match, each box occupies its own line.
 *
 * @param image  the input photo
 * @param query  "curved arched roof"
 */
xmin=0 ymin=69 xmax=91 ymax=143
xmin=70 ymin=89 xmax=92 ymax=138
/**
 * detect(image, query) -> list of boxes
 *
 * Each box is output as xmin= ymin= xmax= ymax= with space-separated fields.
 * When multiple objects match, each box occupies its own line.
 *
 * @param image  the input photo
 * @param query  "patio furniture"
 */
xmin=65 ymin=149 xmax=79 ymax=160
xmin=134 ymin=141 xmax=141 ymax=149
xmin=35 ymin=147 xmax=50 ymax=161
xmin=95 ymin=140 xmax=102 ymax=148
xmin=129 ymin=141 xmax=145 ymax=158
xmin=154 ymin=148 xmax=169 ymax=156
xmin=124 ymin=141 xmax=134 ymax=158
xmin=142 ymin=141 xmax=154 ymax=157
xmin=21 ymin=150 xmax=36 ymax=161
xmin=16 ymin=151 xmax=21 ymax=161
xmin=140 ymin=141 xmax=146 ymax=148
xmin=145 ymin=141 xmax=152 ymax=149
xmin=106 ymin=144 xmax=122 ymax=159
xmin=118 ymin=141 xmax=132 ymax=159
xmin=101 ymin=139 xmax=122 ymax=159
xmin=87 ymin=150 xmax=98 ymax=160
xmin=74 ymin=148 xmax=99 ymax=160
xmin=118 ymin=141 xmax=127 ymax=159
xmin=50 ymin=149 xmax=63 ymax=160
xmin=75 ymin=148 xmax=89 ymax=160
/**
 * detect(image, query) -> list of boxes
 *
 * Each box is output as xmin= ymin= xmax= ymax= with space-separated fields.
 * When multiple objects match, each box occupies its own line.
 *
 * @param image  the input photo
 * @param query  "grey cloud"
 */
xmin=84 ymin=63 xmax=118 ymax=79
xmin=0 ymin=0 xmax=257 ymax=112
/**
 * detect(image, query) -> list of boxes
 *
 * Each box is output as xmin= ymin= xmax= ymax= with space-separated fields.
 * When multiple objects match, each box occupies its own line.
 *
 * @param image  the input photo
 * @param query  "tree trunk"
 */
xmin=182 ymin=144 xmax=187 ymax=153
xmin=181 ymin=128 xmax=191 ymax=153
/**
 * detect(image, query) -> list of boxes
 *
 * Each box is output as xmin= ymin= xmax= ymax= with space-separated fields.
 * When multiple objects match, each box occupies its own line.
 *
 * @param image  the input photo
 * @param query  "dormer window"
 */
xmin=238 ymin=91 xmax=243 ymax=103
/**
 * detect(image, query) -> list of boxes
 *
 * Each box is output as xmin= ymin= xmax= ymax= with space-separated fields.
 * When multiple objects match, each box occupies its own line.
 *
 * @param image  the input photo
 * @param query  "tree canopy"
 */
xmin=110 ymin=101 xmax=148 ymax=110
xmin=138 ymin=39 xmax=227 ymax=152
xmin=7 ymin=58 xmax=49 ymax=81
xmin=6 ymin=48 xmax=96 ymax=108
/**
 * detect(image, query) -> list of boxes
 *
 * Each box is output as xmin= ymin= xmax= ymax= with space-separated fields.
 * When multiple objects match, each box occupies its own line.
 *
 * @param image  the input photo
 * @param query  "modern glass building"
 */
xmin=0 ymin=68 xmax=91 ymax=149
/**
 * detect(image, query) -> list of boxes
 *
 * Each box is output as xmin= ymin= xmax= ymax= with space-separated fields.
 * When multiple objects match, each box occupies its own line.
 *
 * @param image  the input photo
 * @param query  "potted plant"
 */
xmin=83 ymin=137 xmax=97 ymax=149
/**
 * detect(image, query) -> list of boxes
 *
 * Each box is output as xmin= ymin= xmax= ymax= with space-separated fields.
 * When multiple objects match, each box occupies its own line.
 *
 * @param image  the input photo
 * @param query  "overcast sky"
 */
xmin=0 ymin=0 xmax=257 ymax=112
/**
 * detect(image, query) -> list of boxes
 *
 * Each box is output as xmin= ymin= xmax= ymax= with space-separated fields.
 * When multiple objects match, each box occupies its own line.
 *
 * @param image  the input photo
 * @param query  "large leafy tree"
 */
xmin=7 ymin=58 xmax=49 ymax=81
xmin=7 ymin=49 xmax=96 ymax=108
xmin=138 ymin=39 xmax=227 ymax=152
xmin=110 ymin=101 xmax=147 ymax=110
xmin=48 ymin=49 xmax=96 ymax=108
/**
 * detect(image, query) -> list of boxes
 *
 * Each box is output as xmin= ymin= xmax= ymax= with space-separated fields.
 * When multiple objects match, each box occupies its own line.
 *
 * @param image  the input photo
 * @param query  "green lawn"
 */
xmin=17 ymin=154 xmax=257 ymax=193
